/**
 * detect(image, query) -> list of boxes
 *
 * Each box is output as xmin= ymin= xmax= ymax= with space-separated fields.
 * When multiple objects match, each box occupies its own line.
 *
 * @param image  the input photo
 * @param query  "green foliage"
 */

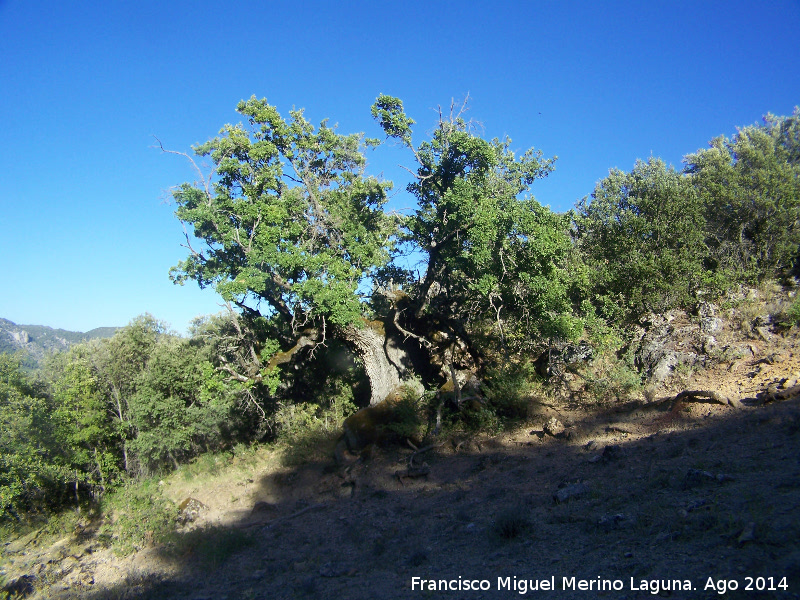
xmin=171 ymin=96 xmax=397 ymax=330
xmin=100 ymin=479 xmax=178 ymax=555
xmin=383 ymin=388 xmax=424 ymax=440
xmin=49 ymin=347 xmax=121 ymax=494
xmin=371 ymin=96 xmax=576 ymax=346
xmin=574 ymin=157 xmax=707 ymax=320
xmin=577 ymin=343 xmax=643 ymax=403
xmin=273 ymin=374 xmax=359 ymax=464
xmin=483 ymin=361 xmax=538 ymax=420
xmin=786 ymin=295 xmax=800 ymax=327
xmin=0 ymin=354 xmax=66 ymax=520
xmin=128 ymin=337 xmax=235 ymax=475
xmin=685 ymin=108 xmax=800 ymax=281
xmin=371 ymin=94 xmax=415 ymax=146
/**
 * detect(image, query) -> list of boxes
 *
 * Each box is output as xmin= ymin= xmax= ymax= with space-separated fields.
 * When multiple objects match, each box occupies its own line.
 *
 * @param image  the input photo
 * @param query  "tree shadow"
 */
xmin=39 ymin=396 xmax=800 ymax=599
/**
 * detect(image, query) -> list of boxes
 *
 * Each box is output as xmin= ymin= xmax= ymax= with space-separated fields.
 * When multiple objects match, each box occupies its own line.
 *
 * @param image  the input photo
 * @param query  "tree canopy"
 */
xmin=684 ymin=108 xmax=800 ymax=281
xmin=371 ymin=95 xmax=575 ymax=344
xmin=170 ymin=97 xmax=397 ymax=331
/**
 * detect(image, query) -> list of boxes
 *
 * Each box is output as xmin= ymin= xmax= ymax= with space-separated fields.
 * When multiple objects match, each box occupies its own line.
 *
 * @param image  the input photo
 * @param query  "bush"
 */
xmin=783 ymin=295 xmax=800 ymax=327
xmin=484 ymin=362 xmax=538 ymax=420
xmin=100 ymin=479 xmax=179 ymax=555
xmin=574 ymin=157 xmax=707 ymax=321
xmin=491 ymin=504 xmax=533 ymax=540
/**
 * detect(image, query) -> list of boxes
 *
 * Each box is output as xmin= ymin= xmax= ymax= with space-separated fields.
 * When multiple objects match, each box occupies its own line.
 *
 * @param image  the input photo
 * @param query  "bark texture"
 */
xmin=340 ymin=323 xmax=402 ymax=405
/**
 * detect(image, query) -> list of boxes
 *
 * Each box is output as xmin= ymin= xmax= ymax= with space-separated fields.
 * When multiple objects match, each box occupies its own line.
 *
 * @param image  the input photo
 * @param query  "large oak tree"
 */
xmin=170 ymin=96 xmax=574 ymax=406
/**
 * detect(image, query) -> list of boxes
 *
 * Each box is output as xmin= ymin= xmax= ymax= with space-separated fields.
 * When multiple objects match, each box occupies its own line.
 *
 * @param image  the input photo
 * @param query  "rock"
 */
xmin=544 ymin=417 xmax=564 ymax=437
xmin=683 ymin=469 xmax=733 ymax=488
xmin=600 ymin=444 xmax=624 ymax=462
xmin=699 ymin=302 xmax=723 ymax=335
xmin=756 ymin=326 xmax=774 ymax=342
xmin=598 ymin=513 xmax=636 ymax=530
xmin=535 ymin=341 xmax=593 ymax=378
xmin=737 ymin=521 xmax=756 ymax=544
xmin=651 ymin=352 xmax=678 ymax=384
xmin=177 ymin=497 xmax=208 ymax=524
xmin=251 ymin=500 xmax=275 ymax=514
xmin=553 ymin=482 xmax=590 ymax=503
xmin=683 ymin=469 xmax=716 ymax=488
xmin=685 ymin=499 xmax=708 ymax=512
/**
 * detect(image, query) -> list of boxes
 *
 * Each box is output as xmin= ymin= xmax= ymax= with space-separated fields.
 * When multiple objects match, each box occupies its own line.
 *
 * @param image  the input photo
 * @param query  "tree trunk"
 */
xmin=339 ymin=322 xmax=402 ymax=405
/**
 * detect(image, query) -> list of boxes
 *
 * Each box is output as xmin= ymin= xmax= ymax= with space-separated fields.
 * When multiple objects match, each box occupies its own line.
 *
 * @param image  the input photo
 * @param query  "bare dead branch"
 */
xmin=152 ymin=135 xmax=212 ymax=198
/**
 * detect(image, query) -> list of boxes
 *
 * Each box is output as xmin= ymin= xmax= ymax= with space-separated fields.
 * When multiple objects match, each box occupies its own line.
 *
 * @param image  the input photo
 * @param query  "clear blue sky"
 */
xmin=1 ymin=0 xmax=798 ymax=334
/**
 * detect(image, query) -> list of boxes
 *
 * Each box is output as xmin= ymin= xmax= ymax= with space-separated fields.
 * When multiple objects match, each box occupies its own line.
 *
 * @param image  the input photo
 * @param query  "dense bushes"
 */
xmin=572 ymin=109 xmax=800 ymax=323
xmin=573 ymin=157 xmax=706 ymax=320
xmin=684 ymin=108 xmax=800 ymax=282
xmin=0 ymin=355 xmax=66 ymax=520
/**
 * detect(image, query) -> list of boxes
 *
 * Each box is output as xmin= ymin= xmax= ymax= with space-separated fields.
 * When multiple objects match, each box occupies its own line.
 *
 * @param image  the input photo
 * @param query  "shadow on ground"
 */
xmin=35 ymin=395 xmax=800 ymax=599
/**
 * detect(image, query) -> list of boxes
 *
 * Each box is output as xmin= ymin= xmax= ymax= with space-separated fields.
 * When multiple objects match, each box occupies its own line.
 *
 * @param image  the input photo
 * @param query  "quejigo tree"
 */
xmin=170 ymin=95 xmax=575 ymax=406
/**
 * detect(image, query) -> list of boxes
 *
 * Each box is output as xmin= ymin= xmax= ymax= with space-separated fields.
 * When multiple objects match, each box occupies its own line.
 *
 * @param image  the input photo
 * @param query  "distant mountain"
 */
xmin=0 ymin=318 xmax=119 ymax=368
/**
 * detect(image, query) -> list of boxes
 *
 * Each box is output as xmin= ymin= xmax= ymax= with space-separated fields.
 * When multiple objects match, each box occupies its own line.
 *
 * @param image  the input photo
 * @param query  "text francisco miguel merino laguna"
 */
xmin=411 ymin=575 xmax=789 ymax=595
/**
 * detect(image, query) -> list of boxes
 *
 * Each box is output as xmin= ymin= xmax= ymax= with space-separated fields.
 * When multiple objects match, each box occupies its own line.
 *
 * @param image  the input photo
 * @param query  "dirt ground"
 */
xmin=4 ymin=319 xmax=800 ymax=599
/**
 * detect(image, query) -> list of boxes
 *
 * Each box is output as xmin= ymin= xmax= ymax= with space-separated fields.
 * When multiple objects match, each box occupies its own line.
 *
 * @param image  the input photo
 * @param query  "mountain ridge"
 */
xmin=0 ymin=317 xmax=119 ymax=367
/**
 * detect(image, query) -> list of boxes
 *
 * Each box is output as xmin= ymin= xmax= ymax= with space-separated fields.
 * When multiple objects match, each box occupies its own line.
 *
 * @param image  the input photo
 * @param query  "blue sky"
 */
xmin=1 ymin=0 xmax=798 ymax=334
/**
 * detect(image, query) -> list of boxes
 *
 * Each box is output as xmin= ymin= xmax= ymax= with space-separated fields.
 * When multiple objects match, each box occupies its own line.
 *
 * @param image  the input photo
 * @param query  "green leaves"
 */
xmin=0 ymin=354 xmax=66 ymax=519
xmin=684 ymin=108 xmax=800 ymax=280
xmin=574 ymin=158 xmax=706 ymax=319
xmin=173 ymin=96 xmax=397 ymax=329
xmin=371 ymin=95 xmax=415 ymax=146
xmin=376 ymin=96 xmax=570 ymax=343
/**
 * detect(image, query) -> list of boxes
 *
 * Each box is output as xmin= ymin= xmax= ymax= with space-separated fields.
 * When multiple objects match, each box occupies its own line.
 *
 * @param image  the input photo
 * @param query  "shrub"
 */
xmin=100 ymin=479 xmax=179 ymax=555
xmin=491 ymin=504 xmax=533 ymax=540
xmin=574 ymin=157 xmax=707 ymax=321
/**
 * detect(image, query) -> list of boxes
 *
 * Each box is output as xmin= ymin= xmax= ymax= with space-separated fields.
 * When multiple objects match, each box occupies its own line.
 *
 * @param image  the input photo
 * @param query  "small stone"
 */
xmin=544 ymin=417 xmax=564 ymax=436
xmin=683 ymin=469 xmax=716 ymax=488
xmin=554 ymin=482 xmax=590 ymax=503
xmin=251 ymin=501 xmax=275 ymax=514
xmin=756 ymin=326 xmax=774 ymax=342
xmin=738 ymin=522 xmax=756 ymax=544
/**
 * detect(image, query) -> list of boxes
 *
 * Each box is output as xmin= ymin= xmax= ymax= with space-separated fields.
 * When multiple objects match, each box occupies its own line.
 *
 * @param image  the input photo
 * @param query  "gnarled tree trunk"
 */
xmin=339 ymin=322 xmax=402 ymax=405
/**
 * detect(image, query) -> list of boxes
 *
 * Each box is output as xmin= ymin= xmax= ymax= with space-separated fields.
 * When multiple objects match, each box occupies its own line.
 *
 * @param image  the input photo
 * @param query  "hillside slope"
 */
xmin=0 ymin=319 xmax=118 ymax=366
xmin=3 ymin=297 xmax=800 ymax=599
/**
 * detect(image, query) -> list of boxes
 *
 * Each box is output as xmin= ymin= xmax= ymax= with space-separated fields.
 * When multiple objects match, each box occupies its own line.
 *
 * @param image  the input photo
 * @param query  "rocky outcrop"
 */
xmin=633 ymin=310 xmax=708 ymax=385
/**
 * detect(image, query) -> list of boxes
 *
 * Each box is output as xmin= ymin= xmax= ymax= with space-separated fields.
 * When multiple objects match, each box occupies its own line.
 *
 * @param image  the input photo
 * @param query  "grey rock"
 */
xmin=756 ymin=326 xmax=774 ymax=342
xmin=737 ymin=521 xmax=756 ymax=544
xmin=554 ymin=482 xmax=590 ymax=503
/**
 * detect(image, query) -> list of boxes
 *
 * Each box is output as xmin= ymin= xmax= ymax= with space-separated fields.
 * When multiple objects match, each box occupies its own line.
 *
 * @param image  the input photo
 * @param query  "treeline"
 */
xmin=575 ymin=110 xmax=800 ymax=322
xmin=1 ymin=103 xmax=798 ymax=522
xmin=0 ymin=313 xmax=360 ymax=521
